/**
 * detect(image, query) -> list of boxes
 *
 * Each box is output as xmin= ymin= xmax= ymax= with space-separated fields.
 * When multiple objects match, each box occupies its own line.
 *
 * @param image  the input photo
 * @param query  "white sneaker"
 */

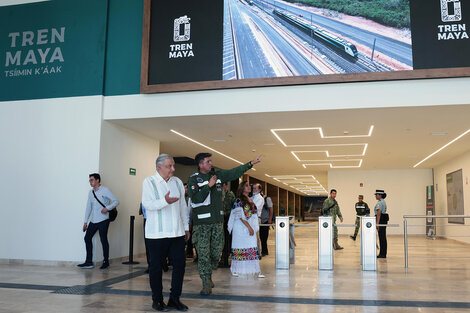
xmin=232 ymin=272 xmax=239 ymax=277
xmin=258 ymin=274 xmax=265 ymax=278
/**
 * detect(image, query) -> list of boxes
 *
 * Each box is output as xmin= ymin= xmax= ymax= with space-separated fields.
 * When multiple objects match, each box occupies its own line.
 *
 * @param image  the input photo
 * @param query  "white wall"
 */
xmin=0 ymin=96 xmax=103 ymax=262
xmin=433 ymin=150 xmax=470 ymax=244
xmin=328 ymin=169 xmax=433 ymax=235
xmin=103 ymin=77 xmax=470 ymax=120
xmin=98 ymin=121 xmax=160 ymax=261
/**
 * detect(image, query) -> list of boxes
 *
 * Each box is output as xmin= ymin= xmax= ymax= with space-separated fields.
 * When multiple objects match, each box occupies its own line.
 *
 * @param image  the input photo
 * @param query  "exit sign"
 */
xmin=129 ymin=168 xmax=136 ymax=176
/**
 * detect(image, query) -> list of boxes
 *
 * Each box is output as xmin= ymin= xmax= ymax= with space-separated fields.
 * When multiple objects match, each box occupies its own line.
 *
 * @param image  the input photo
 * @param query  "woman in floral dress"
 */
xmin=228 ymin=181 xmax=264 ymax=278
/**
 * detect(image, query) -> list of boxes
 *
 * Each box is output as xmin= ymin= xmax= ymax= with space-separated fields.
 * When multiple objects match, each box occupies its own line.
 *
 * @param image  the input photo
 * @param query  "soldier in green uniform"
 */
xmin=350 ymin=195 xmax=369 ymax=241
xmin=322 ymin=189 xmax=344 ymax=250
xmin=188 ymin=153 xmax=262 ymax=296
xmin=219 ymin=182 xmax=236 ymax=268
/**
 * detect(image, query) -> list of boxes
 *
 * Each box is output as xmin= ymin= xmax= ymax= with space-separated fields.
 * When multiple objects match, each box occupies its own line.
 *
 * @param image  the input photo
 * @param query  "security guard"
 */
xmin=322 ymin=189 xmax=344 ymax=250
xmin=375 ymin=189 xmax=388 ymax=258
xmin=188 ymin=152 xmax=262 ymax=296
xmin=350 ymin=195 xmax=369 ymax=241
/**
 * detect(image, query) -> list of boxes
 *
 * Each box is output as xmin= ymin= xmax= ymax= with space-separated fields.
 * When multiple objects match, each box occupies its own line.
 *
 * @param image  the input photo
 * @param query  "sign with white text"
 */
xmin=0 ymin=0 xmax=108 ymax=101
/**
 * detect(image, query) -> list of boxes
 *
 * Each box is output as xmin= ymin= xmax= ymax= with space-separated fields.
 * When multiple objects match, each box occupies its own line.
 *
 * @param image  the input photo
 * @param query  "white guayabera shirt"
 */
xmin=142 ymin=171 xmax=189 ymax=239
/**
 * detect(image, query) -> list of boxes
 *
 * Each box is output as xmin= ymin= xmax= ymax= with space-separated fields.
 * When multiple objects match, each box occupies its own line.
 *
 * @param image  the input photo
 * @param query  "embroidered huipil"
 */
xmin=227 ymin=199 xmax=260 ymax=275
xmin=142 ymin=171 xmax=189 ymax=239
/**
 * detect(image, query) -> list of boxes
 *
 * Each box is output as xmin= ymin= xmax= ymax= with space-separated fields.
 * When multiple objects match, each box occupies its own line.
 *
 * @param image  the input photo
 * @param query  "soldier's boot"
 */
xmin=333 ymin=241 xmax=344 ymax=250
xmin=208 ymin=275 xmax=215 ymax=288
xmin=200 ymin=276 xmax=212 ymax=296
xmin=350 ymin=230 xmax=358 ymax=241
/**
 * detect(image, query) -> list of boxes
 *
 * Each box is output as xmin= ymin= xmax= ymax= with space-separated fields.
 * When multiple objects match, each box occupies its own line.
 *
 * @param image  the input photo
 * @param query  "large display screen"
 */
xmin=141 ymin=0 xmax=470 ymax=93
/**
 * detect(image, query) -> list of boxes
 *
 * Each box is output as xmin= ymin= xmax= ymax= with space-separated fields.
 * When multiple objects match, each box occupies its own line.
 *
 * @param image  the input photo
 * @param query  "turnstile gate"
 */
xmin=318 ymin=216 xmax=333 ymax=270
xmin=360 ymin=216 xmax=377 ymax=271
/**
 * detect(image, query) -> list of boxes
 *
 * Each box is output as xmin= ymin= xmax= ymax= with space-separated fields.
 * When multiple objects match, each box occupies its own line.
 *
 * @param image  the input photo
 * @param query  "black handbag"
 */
xmin=93 ymin=190 xmax=118 ymax=222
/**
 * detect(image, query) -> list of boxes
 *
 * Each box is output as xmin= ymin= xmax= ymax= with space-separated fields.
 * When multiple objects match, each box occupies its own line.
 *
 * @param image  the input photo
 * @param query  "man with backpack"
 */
xmin=78 ymin=173 xmax=119 ymax=270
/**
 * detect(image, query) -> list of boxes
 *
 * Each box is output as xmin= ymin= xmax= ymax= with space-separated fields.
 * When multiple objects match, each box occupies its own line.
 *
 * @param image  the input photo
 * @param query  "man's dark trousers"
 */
xmin=84 ymin=219 xmax=110 ymax=263
xmin=143 ymin=219 xmax=150 ymax=266
xmin=221 ymin=216 xmax=231 ymax=266
xmin=259 ymin=224 xmax=270 ymax=255
xmin=147 ymin=236 xmax=186 ymax=303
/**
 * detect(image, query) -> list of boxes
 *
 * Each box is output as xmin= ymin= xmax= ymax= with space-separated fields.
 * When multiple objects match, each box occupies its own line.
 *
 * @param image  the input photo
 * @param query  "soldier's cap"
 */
xmin=358 ymin=195 xmax=364 ymax=199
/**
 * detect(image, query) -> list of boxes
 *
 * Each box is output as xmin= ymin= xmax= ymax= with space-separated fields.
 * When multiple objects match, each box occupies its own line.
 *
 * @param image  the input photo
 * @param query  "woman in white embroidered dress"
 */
xmin=228 ymin=181 xmax=264 ymax=278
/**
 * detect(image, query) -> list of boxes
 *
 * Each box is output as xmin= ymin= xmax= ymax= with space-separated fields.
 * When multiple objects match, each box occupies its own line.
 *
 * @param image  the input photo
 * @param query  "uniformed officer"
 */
xmin=350 ymin=195 xmax=369 ymax=241
xmin=322 ymin=189 xmax=344 ymax=250
xmin=375 ymin=189 xmax=388 ymax=258
xmin=188 ymin=152 xmax=262 ymax=296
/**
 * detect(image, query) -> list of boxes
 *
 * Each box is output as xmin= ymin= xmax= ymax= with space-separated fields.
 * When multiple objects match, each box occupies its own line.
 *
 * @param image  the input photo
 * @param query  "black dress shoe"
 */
xmin=99 ymin=261 xmax=109 ymax=269
xmin=377 ymin=255 xmax=386 ymax=259
xmin=152 ymin=301 xmax=169 ymax=312
xmin=77 ymin=262 xmax=94 ymax=269
xmin=167 ymin=297 xmax=188 ymax=312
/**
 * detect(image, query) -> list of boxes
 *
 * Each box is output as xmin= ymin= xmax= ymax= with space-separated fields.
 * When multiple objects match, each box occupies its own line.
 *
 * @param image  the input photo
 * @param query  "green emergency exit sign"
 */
xmin=129 ymin=168 xmax=136 ymax=176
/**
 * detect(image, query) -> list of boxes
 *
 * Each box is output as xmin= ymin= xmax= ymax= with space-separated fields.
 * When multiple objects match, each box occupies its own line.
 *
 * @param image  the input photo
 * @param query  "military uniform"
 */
xmin=351 ymin=200 xmax=369 ymax=240
xmin=322 ymin=196 xmax=343 ymax=249
xmin=188 ymin=162 xmax=252 ymax=295
xmin=220 ymin=190 xmax=236 ymax=267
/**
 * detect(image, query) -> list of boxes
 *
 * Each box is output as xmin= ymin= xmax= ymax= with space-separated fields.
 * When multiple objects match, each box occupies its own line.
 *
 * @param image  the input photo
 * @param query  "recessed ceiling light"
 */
xmin=291 ymin=144 xmax=368 ymax=161
xmin=271 ymin=125 xmax=374 ymax=147
xmin=431 ymin=132 xmax=448 ymax=136
xmin=213 ymin=139 xmax=226 ymax=142
xmin=263 ymin=143 xmax=275 ymax=146
xmin=302 ymin=159 xmax=363 ymax=169
xmin=414 ymin=129 xmax=470 ymax=168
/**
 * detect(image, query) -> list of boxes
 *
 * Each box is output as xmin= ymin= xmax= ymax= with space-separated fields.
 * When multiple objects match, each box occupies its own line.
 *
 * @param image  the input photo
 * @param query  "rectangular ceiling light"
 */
xmin=291 ymin=144 xmax=368 ymax=161
xmin=271 ymin=126 xmax=374 ymax=147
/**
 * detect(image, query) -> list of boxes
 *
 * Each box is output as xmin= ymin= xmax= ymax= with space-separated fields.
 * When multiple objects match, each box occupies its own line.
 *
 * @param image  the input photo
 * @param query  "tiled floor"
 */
xmin=1 ymin=226 xmax=470 ymax=312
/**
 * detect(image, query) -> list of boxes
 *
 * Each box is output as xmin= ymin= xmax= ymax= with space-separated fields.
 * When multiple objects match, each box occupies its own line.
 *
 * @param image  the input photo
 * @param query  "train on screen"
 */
xmin=273 ymin=9 xmax=358 ymax=58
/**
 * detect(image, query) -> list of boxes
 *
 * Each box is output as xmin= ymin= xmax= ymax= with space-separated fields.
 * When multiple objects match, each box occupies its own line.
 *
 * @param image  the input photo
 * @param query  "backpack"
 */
xmin=93 ymin=190 xmax=118 ymax=222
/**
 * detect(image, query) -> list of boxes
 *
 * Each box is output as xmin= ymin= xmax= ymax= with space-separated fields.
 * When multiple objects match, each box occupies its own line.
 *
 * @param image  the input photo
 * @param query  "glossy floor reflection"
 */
xmin=1 ymin=226 xmax=470 ymax=312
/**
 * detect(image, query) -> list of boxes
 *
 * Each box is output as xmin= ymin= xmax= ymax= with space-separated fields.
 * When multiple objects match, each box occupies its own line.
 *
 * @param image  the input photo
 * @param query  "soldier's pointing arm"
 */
xmin=217 ymin=162 xmax=252 ymax=183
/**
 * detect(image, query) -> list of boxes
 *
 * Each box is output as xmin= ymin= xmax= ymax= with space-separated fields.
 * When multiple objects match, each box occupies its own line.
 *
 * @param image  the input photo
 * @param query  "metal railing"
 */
xmin=403 ymin=215 xmax=470 ymax=268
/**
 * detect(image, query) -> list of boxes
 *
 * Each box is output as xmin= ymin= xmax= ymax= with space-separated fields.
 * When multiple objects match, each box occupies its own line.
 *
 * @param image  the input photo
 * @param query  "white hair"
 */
xmin=156 ymin=154 xmax=173 ymax=169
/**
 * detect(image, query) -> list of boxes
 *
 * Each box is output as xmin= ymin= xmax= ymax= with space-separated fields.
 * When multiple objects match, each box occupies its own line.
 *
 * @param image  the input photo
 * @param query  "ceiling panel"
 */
xmin=109 ymin=104 xmax=470 ymax=196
